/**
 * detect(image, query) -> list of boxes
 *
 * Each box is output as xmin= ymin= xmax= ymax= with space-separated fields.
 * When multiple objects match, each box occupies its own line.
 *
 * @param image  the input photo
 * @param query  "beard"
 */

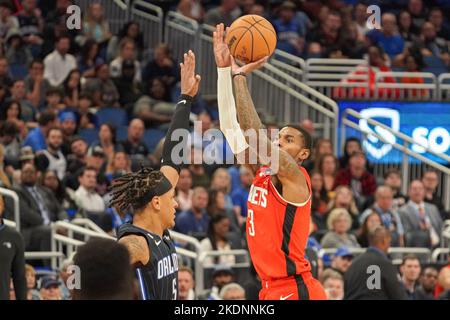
xmin=49 ymin=143 xmax=61 ymax=151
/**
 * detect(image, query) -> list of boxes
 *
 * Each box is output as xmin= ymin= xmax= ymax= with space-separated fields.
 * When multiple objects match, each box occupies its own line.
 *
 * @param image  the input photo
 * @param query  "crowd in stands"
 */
xmin=0 ymin=0 xmax=450 ymax=300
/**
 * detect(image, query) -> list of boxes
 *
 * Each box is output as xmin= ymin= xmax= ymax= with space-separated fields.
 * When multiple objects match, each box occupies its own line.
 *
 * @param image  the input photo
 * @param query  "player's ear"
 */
xmin=298 ymin=148 xmax=310 ymax=161
xmin=151 ymin=197 xmax=161 ymax=211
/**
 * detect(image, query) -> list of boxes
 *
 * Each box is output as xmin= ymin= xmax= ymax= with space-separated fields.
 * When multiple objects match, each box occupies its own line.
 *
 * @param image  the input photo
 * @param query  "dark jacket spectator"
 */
xmin=344 ymin=226 xmax=408 ymax=300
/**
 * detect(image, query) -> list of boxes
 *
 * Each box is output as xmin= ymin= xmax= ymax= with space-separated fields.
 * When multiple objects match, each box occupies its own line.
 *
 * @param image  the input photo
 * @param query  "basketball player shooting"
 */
xmin=109 ymin=51 xmax=201 ymax=300
xmin=213 ymin=23 xmax=326 ymax=300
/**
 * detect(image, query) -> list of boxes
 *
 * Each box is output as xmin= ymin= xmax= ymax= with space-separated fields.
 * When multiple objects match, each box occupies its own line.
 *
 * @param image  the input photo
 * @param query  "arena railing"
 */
xmin=130 ymin=0 xmax=163 ymax=50
xmin=258 ymin=63 xmax=339 ymax=153
xmin=320 ymin=247 xmax=366 ymax=258
xmin=442 ymin=221 xmax=450 ymax=248
xmin=75 ymin=0 xmax=130 ymax=34
xmin=437 ymin=73 xmax=450 ymax=101
xmin=164 ymin=11 xmax=199 ymax=64
xmin=432 ymin=248 xmax=449 ymax=264
xmin=71 ymin=218 xmax=112 ymax=235
xmin=321 ymin=247 xmax=432 ymax=265
xmin=305 ymin=58 xmax=370 ymax=99
xmin=375 ymin=72 xmax=438 ymax=101
xmin=197 ymin=24 xmax=218 ymax=98
xmin=197 ymin=250 xmax=251 ymax=296
xmin=0 ymin=187 xmax=20 ymax=231
xmin=271 ymin=49 xmax=306 ymax=81
xmin=3 ymin=218 xmax=16 ymax=228
xmin=341 ymin=108 xmax=450 ymax=211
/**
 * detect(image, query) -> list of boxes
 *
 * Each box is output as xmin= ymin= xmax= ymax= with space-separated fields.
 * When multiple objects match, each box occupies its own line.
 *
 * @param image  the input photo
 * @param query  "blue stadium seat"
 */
xmin=96 ymin=108 xmax=128 ymax=127
xmin=78 ymin=128 xmax=99 ymax=145
xmin=116 ymin=125 xmax=128 ymax=141
xmin=143 ymin=129 xmax=166 ymax=152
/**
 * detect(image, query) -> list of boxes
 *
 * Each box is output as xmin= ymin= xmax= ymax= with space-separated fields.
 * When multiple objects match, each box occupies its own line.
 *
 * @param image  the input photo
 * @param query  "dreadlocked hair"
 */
xmin=109 ymin=167 xmax=165 ymax=213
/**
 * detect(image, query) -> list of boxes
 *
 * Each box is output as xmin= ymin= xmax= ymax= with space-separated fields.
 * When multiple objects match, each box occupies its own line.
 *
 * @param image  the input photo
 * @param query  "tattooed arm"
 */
xmin=232 ymin=67 xmax=310 ymax=204
xmin=118 ymin=235 xmax=150 ymax=267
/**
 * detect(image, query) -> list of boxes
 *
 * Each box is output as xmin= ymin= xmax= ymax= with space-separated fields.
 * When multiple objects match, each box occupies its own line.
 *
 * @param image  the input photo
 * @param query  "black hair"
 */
xmin=109 ymin=166 xmax=166 ymax=213
xmin=38 ymin=111 xmax=56 ymax=126
xmin=79 ymin=92 xmax=92 ymax=102
xmin=72 ymin=238 xmax=134 ymax=300
xmin=46 ymin=126 xmax=63 ymax=138
xmin=343 ymin=137 xmax=362 ymax=158
xmin=405 ymin=51 xmax=425 ymax=71
xmin=100 ymin=123 xmax=117 ymax=145
xmin=207 ymin=189 xmax=225 ymax=216
xmin=0 ymin=121 xmax=19 ymax=137
xmin=118 ymin=21 xmax=144 ymax=50
xmin=56 ymin=34 xmax=71 ymax=43
xmin=384 ymin=168 xmax=401 ymax=180
xmin=79 ymin=166 xmax=97 ymax=177
xmin=62 ymin=69 xmax=81 ymax=97
xmin=46 ymin=87 xmax=63 ymax=97
xmin=0 ymin=100 xmax=21 ymax=121
xmin=284 ymin=123 xmax=313 ymax=151
xmin=29 ymin=59 xmax=44 ymax=68
xmin=40 ymin=169 xmax=66 ymax=203
xmin=80 ymin=38 xmax=98 ymax=63
xmin=206 ymin=211 xmax=230 ymax=264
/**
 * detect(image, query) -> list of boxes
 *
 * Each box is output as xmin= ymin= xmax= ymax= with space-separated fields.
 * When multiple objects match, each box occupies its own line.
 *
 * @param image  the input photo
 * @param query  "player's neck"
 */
xmin=133 ymin=212 xmax=164 ymax=238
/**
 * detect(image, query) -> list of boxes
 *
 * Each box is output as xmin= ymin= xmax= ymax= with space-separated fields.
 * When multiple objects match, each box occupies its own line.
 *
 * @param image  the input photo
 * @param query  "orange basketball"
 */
xmin=225 ymin=14 xmax=277 ymax=64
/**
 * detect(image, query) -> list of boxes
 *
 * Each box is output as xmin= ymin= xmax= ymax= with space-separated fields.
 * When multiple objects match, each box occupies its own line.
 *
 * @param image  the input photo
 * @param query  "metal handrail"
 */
xmin=169 ymin=230 xmax=201 ymax=251
xmin=25 ymin=251 xmax=65 ymax=259
xmin=253 ymin=65 xmax=339 ymax=152
xmin=112 ymin=0 xmax=127 ymax=10
xmin=432 ymin=248 xmax=449 ymax=263
xmin=320 ymin=248 xmax=366 ymax=256
xmin=71 ymin=218 xmax=110 ymax=235
xmin=341 ymin=108 xmax=450 ymax=210
xmin=0 ymin=187 xmax=20 ymax=231
xmin=198 ymin=249 xmax=250 ymax=264
xmin=437 ymin=73 xmax=450 ymax=99
xmin=196 ymin=249 xmax=251 ymax=296
xmin=131 ymin=0 xmax=163 ymax=18
xmin=341 ymin=108 xmax=450 ymax=168
xmin=3 ymin=218 xmax=16 ymax=228
xmin=165 ymin=11 xmax=199 ymax=36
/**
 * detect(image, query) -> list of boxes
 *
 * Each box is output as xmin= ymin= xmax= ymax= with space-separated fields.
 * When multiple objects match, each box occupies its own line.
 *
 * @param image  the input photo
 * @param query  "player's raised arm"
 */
xmin=160 ymin=50 xmax=201 ymax=187
xmin=230 ymin=55 xmax=310 ymax=204
xmin=213 ymin=23 xmax=248 ymax=155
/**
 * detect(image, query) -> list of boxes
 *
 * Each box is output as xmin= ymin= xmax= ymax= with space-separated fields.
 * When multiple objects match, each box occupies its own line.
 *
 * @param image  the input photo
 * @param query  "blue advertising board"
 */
xmin=338 ymin=101 xmax=450 ymax=164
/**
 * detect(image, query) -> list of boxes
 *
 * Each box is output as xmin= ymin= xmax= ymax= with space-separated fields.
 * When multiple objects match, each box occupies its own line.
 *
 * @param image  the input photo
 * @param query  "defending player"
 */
xmin=213 ymin=23 xmax=326 ymax=300
xmin=109 ymin=50 xmax=201 ymax=300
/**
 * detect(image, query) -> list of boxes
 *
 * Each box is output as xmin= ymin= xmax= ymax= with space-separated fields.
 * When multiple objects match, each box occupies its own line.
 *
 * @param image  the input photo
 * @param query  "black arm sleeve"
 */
xmin=12 ymin=230 xmax=27 ymax=300
xmin=160 ymin=95 xmax=193 ymax=172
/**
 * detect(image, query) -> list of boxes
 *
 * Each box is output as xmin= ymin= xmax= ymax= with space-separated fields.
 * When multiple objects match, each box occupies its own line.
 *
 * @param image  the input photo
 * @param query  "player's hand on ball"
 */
xmin=180 ymin=50 xmax=201 ymax=97
xmin=213 ymin=23 xmax=231 ymax=68
xmin=231 ymin=55 xmax=268 ymax=76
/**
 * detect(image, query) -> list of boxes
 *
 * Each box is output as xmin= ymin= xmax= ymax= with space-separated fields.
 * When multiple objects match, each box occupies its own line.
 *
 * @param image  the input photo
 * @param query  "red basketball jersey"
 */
xmin=246 ymin=165 xmax=312 ymax=281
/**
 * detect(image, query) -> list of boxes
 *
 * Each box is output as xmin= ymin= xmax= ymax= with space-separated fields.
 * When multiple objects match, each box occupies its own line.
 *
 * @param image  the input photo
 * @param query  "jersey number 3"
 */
xmin=248 ymin=209 xmax=255 ymax=237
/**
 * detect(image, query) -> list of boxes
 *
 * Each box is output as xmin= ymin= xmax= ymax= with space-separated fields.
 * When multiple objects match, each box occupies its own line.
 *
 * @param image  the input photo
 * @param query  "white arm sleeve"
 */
xmin=217 ymin=67 xmax=248 ymax=154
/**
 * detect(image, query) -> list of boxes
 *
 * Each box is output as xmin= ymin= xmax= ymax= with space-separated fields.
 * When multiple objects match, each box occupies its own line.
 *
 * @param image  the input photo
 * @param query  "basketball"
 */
xmin=225 ymin=14 xmax=277 ymax=64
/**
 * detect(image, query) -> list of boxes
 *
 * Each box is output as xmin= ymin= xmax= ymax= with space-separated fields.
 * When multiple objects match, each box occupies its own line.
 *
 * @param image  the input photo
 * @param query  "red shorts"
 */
xmin=259 ymin=272 xmax=327 ymax=300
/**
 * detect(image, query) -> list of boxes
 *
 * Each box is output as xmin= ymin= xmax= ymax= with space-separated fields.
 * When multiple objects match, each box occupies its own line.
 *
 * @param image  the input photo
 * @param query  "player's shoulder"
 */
xmin=118 ymin=234 xmax=150 ymax=266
